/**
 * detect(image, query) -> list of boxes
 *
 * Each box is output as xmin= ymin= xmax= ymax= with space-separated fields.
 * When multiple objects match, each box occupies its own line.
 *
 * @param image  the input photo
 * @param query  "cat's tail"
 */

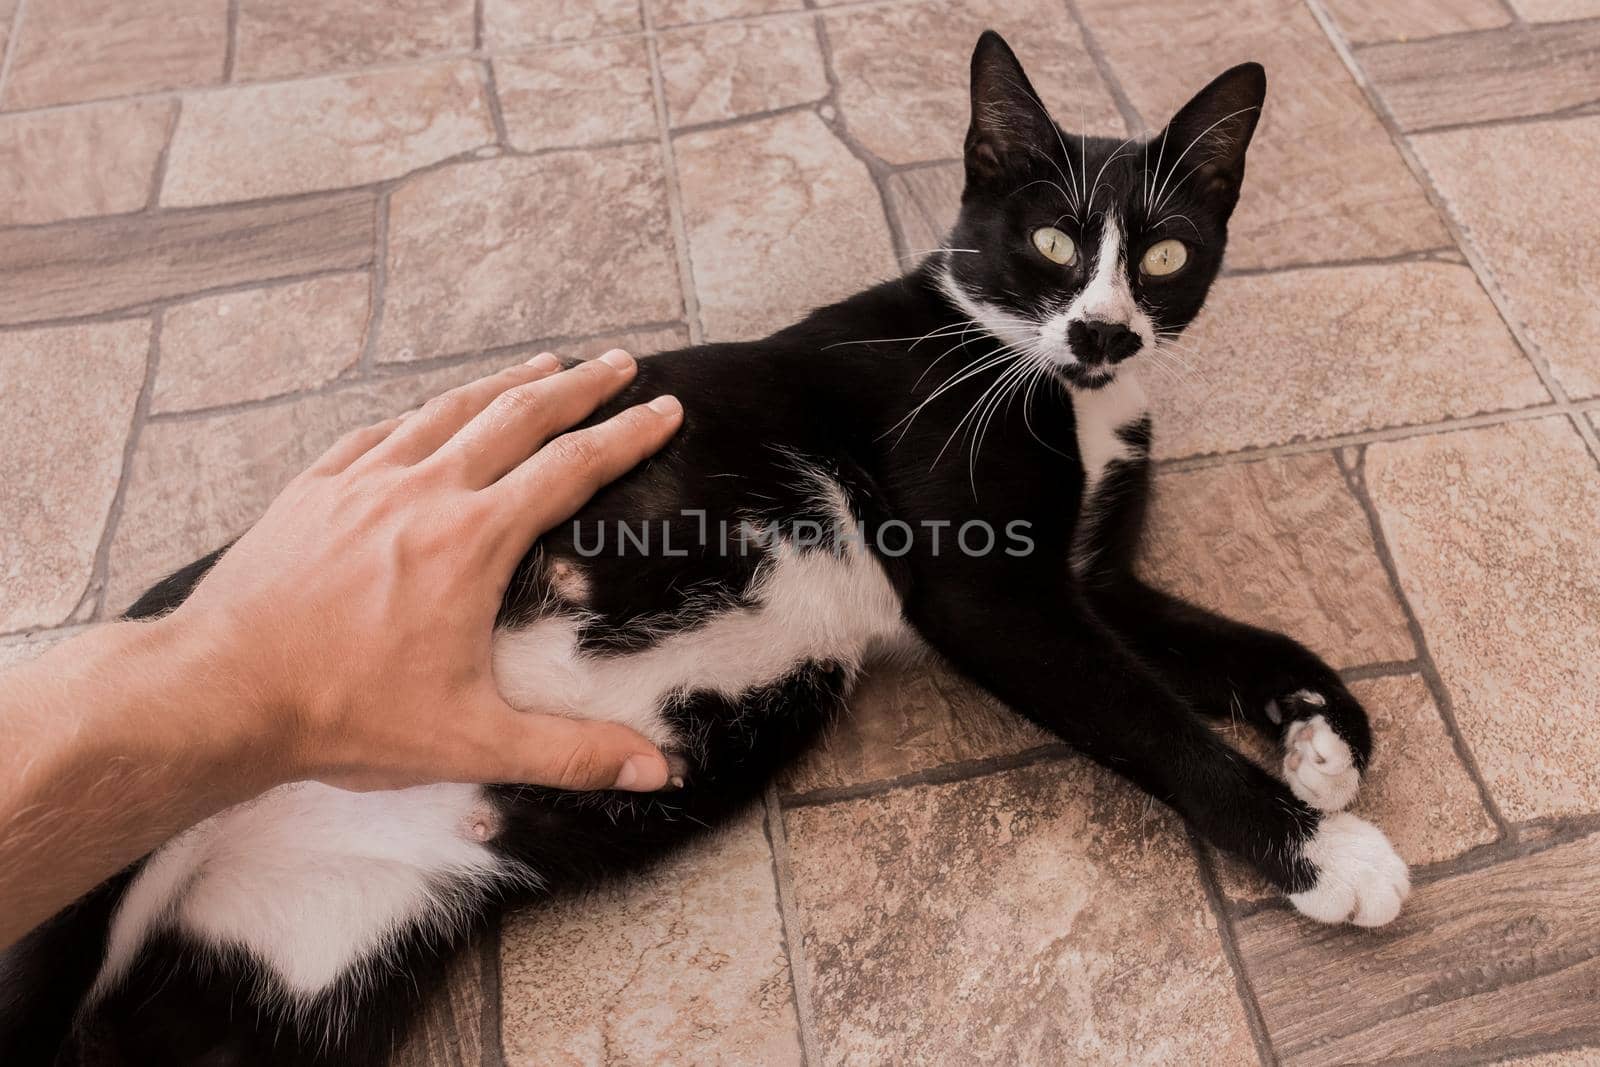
xmin=0 ymin=867 xmax=135 ymax=1066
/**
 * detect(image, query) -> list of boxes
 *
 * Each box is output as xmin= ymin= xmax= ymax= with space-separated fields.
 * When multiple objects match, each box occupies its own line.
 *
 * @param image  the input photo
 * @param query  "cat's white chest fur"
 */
xmin=1071 ymin=371 xmax=1148 ymax=495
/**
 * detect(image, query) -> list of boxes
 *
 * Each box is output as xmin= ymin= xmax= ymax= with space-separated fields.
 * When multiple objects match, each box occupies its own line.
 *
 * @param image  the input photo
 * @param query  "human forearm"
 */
xmin=1 ymin=353 xmax=682 ymax=951
xmin=0 ymin=616 xmax=281 ymax=948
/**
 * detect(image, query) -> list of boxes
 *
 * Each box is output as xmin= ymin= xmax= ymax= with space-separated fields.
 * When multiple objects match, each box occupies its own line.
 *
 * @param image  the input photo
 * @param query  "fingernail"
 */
xmin=527 ymin=351 xmax=559 ymax=370
xmin=614 ymin=753 xmax=669 ymax=792
xmin=598 ymin=349 xmax=634 ymax=371
xmin=647 ymin=394 xmax=681 ymax=416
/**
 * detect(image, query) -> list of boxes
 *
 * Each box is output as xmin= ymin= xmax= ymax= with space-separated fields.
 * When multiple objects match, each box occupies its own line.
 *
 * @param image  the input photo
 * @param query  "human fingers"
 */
xmin=367 ymin=355 xmax=562 ymax=469
xmin=487 ymin=394 xmax=682 ymax=553
xmin=432 ymin=349 xmax=640 ymax=489
xmin=307 ymin=416 xmax=406 ymax=476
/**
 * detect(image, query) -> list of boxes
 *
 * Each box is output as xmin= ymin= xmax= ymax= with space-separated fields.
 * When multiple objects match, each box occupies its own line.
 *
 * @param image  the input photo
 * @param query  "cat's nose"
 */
xmin=1069 ymin=319 xmax=1142 ymax=365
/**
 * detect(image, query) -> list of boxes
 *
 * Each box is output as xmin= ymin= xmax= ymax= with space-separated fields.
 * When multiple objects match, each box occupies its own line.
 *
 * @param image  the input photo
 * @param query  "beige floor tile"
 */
xmin=1495 ymin=1049 xmax=1600 ymax=1066
xmin=676 ymin=110 xmax=895 ymax=341
xmin=1140 ymin=453 xmax=1413 ymax=669
xmin=106 ymin=359 xmax=492 ymax=611
xmin=1299 ymin=675 xmax=1499 ymax=864
xmin=658 ymin=19 xmax=828 ymax=127
xmin=542 ymin=324 xmax=692 ymax=363
xmin=378 ymin=147 xmax=681 ymax=362
xmin=0 ymin=99 xmax=172 ymax=225
xmin=784 ymin=760 xmax=1256 ymax=1064
xmin=1145 ymin=261 xmax=1549 ymax=458
xmin=1212 ymin=673 xmax=1500 ymax=901
xmin=0 ymin=191 xmax=377 ymax=327
xmin=234 ymin=0 xmax=474 ymax=81
xmin=482 ymin=0 xmax=641 ymax=49
xmin=152 ymin=274 xmax=370 ymax=413
xmin=1078 ymin=0 xmax=1448 ymax=270
xmin=1366 ymin=419 xmax=1600 ymax=821
xmin=1508 ymin=0 xmax=1600 ymax=19
xmin=1414 ymin=116 xmax=1600 ymax=399
xmin=1233 ymin=832 xmax=1600 ymax=1066
xmin=1 ymin=0 xmax=226 ymax=110
xmin=780 ymin=655 xmax=1050 ymax=795
xmin=823 ymin=0 xmax=1122 ymax=166
xmin=161 ymin=61 xmax=493 ymax=207
xmin=493 ymin=40 xmax=657 ymax=153
xmin=1359 ymin=22 xmax=1600 ymax=132
xmin=1 ymin=321 xmax=148 ymax=632
xmin=885 ymin=161 xmax=963 ymax=257
xmin=1323 ymin=0 xmax=1509 ymax=44
xmin=651 ymin=0 xmax=802 ymax=26
xmin=499 ymin=810 xmax=802 ymax=1067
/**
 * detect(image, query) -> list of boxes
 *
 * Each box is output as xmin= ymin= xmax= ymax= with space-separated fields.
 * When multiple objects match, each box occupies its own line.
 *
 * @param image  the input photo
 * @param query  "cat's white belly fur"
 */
xmin=95 ymin=486 xmax=908 ymax=1003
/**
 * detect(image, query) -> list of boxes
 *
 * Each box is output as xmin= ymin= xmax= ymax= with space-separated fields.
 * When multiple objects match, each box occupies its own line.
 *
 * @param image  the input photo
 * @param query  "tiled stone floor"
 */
xmin=3 ymin=0 xmax=1599 ymax=1063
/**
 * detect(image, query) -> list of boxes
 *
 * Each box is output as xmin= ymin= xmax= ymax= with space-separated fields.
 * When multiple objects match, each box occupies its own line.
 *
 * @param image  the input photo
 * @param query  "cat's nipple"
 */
xmin=462 ymin=799 xmax=503 ymax=844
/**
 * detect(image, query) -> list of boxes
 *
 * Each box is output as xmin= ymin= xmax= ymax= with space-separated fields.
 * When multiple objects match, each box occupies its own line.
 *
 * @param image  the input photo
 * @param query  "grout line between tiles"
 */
xmin=810 ymin=13 xmax=909 ymax=265
xmin=1400 ymin=96 xmax=1600 ymax=139
xmin=477 ymin=59 xmax=510 ymax=150
xmin=1187 ymin=832 xmax=1279 ymax=1066
xmin=222 ymin=0 xmax=240 ymax=83
xmin=670 ymin=99 xmax=820 ymax=138
xmin=1059 ymin=0 xmax=1145 ymax=135
xmin=1153 ymin=402 xmax=1567 ymax=472
xmin=144 ymin=97 xmax=181 ymax=210
xmin=0 ymin=0 xmax=26 ymax=106
xmin=781 ymin=744 xmax=1074 ymax=808
xmin=641 ymin=3 xmax=706 ymax=345
xmin=79 ymin=313 xmax=164 ymax=623
xmin=1335 ymin=446 xmax=1512 ymax=838
xmin=762 ymin=786 xmax=824 ymax=1067
xmin=1219 ymin=246 xmax=1459 ymax=277
xmin=356 ymin=190 xmax=390 ymax=373
xmin=473 ymin=0 xmax=486 ymax=52
xmin=1300 ymin=0 xmax=1600 ymax=474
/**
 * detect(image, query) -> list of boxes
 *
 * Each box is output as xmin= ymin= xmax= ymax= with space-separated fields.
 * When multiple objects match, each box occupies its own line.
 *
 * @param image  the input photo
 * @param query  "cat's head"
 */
xmin=940 ymin=31 xmax=1265 ymax=390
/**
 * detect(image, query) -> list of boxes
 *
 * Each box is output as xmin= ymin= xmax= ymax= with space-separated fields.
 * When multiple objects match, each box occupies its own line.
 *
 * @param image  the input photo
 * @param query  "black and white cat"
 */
xmin=1 ymin=32 xmax=1409 ymax=1066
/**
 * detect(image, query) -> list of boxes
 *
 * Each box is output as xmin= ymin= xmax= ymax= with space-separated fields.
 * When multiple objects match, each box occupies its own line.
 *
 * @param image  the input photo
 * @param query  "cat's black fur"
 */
xmin=1 ymin=33 xmax=1382 ymax=1066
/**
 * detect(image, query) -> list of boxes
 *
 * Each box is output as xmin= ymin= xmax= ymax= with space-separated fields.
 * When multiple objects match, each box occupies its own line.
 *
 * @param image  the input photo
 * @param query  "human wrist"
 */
xmin=120 ymin=611 xmax=300 ymax=798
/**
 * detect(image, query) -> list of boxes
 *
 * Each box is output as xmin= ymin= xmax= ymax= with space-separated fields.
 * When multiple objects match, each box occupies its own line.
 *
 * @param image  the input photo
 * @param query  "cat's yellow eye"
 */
xmin=1140 ymin=239 xmax=1188 ymax=277
xmin=1031 ymin=226 xmax=1076 ymax=266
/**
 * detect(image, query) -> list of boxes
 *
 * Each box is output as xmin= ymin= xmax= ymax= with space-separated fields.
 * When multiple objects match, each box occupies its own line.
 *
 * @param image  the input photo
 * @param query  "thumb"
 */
xmin=474 ymin=697 xmax=671 ymax=792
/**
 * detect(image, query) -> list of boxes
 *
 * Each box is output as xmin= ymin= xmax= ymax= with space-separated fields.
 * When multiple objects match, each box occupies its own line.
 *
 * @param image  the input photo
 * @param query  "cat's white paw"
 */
xmin=1283 ymin=711 xmax=1360 ymax=812
xmin=1289 ymin=812 xmax=1410 ymax=927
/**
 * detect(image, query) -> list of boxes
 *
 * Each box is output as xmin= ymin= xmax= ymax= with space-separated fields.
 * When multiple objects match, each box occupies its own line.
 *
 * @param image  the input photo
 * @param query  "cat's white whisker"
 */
xmin=1150 ymin=106 xmax=1258 ymax=214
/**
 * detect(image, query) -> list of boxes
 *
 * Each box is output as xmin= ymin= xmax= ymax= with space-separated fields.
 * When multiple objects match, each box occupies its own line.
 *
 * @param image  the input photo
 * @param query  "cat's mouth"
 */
xmin=1060 ymin=363 xmax=1119 ymax=390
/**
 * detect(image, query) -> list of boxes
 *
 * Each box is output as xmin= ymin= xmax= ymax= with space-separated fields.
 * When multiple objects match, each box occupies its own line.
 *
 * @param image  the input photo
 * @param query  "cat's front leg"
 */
xmin=1086 ymin=576 xmax=1373 ymax=813
xmin=905 ymin=578 xmax=1409 ymax=926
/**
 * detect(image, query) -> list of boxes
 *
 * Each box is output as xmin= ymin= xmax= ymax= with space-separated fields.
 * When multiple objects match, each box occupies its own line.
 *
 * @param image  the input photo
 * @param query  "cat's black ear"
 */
xmin=965 ymin=30 xmax=1056 ymax=185
xmin=1154 ymin=62 xmax=1266 ymax=214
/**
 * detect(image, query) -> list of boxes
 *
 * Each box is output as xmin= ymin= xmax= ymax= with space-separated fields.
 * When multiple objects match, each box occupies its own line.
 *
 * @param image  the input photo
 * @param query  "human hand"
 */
xmin=166 ymin=350 xmax=680 ymax=793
